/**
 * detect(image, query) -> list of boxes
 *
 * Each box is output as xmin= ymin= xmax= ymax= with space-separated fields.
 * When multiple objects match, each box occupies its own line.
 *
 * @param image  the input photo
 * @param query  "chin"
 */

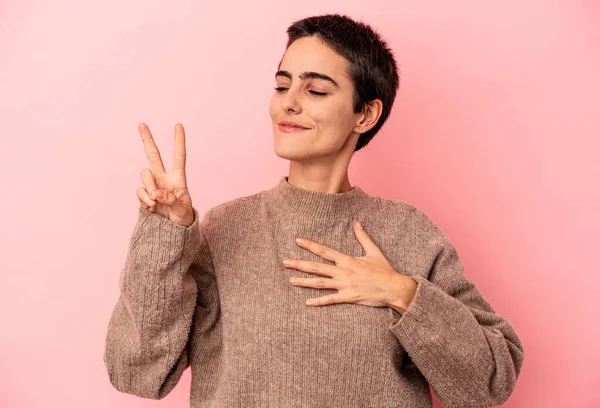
xmin=272 ymin=129 xmax=336 ymax=161
xmin=274 ymin=143 xmax=303 ymax=161
xmin=273 ymin=139 xmax=312 ymax=161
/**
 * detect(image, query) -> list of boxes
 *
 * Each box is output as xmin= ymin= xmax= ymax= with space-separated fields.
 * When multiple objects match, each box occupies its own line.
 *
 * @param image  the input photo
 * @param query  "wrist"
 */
xmin=387 ymin=275 xmax=418 ymax=315
xmin=172 ymin=213 xmax=195 ymax=227
xmin=182 ymin=209 xmax=195 ymax=227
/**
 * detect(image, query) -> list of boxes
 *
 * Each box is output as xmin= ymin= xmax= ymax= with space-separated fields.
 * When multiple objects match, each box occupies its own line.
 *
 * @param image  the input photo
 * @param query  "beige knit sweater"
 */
xmin=103 ymin=176 xmax=524 ymax=407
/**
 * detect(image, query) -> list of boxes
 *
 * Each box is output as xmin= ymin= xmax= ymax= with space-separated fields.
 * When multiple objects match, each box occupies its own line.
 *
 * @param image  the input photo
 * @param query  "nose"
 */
xmin=280 ymin=87 xmax=302 ymax=113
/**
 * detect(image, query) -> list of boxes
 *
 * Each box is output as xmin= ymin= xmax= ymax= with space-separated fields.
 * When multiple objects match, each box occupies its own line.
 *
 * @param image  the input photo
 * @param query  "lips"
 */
xmin=278 ymin=124 xmax=308 ymax=133
xmin=278 ymin=120 xmax=310 ymax=129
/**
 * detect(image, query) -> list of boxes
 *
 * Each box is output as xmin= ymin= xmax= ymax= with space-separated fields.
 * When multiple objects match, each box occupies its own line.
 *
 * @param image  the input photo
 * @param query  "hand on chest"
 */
xmin=215 ymin=217 xmax=417 ymax=315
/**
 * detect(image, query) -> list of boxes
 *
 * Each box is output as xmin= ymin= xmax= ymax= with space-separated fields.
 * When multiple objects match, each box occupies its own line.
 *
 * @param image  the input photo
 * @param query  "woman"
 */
xmin=104 ymin=14 xmax=524 ymax=408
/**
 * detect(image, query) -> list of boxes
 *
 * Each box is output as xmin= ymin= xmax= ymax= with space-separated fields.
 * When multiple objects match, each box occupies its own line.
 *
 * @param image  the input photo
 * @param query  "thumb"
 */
xmin=155 ymin=189 xmax=177 ymax=206
xmin=353 ymin=221 xmax=381 ymax=257
xmin=155 ymin=189 xmax=191 ymax=219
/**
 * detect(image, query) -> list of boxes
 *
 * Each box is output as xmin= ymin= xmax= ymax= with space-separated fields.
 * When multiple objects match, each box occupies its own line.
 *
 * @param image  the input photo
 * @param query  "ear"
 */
xmin=353 ymin=99 xmax=383 ymax=134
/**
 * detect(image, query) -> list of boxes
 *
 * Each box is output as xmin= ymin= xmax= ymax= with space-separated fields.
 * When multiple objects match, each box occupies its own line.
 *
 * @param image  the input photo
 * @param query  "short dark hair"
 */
xmin=285 ymin=14 xmax=400 ymax=152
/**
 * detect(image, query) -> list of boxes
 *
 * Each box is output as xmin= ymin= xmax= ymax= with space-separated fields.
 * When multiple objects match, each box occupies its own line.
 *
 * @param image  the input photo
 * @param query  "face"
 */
xmin=269 ymin=36 xmax=362 ymax=162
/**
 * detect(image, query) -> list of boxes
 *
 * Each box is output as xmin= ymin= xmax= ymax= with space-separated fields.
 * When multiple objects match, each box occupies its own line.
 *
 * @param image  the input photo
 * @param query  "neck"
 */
xmin=286 ymin=173 xmax=353 ymax=194
xmin=286 ymin=152 xmax=355 ymax=194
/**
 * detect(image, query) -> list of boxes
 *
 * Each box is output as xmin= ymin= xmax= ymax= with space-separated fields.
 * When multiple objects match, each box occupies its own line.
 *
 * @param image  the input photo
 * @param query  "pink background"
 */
xmin=1 ymin=0 xmax=598 ymax=407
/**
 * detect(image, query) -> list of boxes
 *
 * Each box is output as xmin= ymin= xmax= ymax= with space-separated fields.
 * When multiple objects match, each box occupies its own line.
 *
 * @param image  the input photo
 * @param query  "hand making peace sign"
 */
xmin=136 ymin=123 xmax=195 ymax=227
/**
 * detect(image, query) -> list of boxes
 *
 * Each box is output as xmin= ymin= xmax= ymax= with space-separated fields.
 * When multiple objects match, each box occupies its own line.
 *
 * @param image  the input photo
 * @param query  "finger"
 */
xmin=305 ymin=293 xmax=346 ymax=306
xmin=283 ymin=259 xmax=338 ymax=277
xmin=289 ymin=277 xmax=342 ymax=290
xmin=138 ymin=123 xmax=166 ymax=176
xmin=153 ymin=186 xmax=192 ymax=221
xmin=137 ymin=186 xmax=156 ymax=208
xmin=296 ymin=238 xmax=348 ymax=264
xmin=140 ymin=168 xmax=158 ymax=199
xmin=353 ymin=221 xmax=381 ymax=257
xmin=153 ymin=188 xmax=179 ymax=207
xmin=139 ymin=200 xmax=156 ymax=212
xmin=172 ymin=123 xmax=186 ymax=172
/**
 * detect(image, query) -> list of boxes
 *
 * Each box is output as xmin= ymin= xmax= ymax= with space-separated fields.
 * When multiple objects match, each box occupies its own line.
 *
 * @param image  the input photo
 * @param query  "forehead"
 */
xmin=279 ymin=36 xmax=350 ymax=82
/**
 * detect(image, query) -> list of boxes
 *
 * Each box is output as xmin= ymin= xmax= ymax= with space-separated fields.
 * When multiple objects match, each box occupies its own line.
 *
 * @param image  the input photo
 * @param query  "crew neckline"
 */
xmin=263 ymin=176 xmax=374 ymax=219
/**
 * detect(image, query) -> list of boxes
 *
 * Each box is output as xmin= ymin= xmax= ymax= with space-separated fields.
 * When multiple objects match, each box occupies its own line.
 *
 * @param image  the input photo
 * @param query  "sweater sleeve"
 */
xmin=103 ymin=205 xmax=214 ymax=400
xmin=387 ymin=226 xmax=524 ymax=408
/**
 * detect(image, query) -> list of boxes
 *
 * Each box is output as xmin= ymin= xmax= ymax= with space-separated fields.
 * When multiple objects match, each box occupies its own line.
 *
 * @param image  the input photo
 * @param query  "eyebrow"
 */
xmin=275 ymin=70 xmax=339 ymax=88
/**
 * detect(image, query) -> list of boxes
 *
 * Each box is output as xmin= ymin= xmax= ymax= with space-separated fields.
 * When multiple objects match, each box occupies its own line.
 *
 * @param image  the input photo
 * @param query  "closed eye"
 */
xmin=274 ymin=87 xmax=327 ymax=97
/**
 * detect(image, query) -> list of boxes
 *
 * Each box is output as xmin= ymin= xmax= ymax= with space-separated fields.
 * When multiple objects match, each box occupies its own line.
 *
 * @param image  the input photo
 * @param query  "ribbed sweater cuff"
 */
xmin=132 ymin=206 xmax=201 ymax=247
xmin=387 ymin=274 xmax=464 ymax=335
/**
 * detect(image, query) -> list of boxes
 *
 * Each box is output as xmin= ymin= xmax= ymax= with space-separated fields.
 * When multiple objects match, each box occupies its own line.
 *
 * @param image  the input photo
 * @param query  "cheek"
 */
xmin=311 ymin=102 xmax=355 ymax=134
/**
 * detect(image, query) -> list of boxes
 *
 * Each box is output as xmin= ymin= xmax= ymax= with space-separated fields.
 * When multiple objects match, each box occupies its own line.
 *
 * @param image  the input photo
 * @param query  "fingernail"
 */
xmin=146 ymin=199 xmax=154 ymax=206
